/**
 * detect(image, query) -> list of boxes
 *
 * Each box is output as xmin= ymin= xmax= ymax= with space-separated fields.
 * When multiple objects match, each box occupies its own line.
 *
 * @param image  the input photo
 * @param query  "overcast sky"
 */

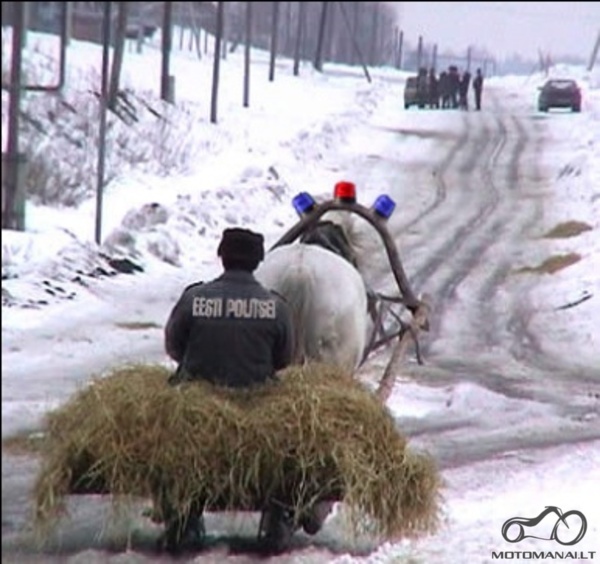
xmin=391 ymin=2 xmax=600 ymax=61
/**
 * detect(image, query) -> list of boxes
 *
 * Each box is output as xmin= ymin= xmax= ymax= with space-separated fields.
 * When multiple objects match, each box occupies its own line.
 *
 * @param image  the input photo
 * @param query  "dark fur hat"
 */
xmin=217 ymin=228 xmax=265 ymax=264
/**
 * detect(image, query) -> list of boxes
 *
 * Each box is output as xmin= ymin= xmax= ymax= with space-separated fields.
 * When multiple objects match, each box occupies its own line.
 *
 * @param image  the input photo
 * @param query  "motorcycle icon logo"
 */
xmin=502 ymin=506 xmax=587 ymax=546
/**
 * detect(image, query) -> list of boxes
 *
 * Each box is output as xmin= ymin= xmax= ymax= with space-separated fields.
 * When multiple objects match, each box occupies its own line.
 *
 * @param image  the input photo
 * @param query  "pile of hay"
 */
xmin=32 ymin=362 xmax=442 ymax=541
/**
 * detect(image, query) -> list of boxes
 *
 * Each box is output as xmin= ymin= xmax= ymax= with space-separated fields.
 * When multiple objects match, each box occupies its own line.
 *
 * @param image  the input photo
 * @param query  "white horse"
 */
xmin=255 ymin=212 xmax=379 ymax=373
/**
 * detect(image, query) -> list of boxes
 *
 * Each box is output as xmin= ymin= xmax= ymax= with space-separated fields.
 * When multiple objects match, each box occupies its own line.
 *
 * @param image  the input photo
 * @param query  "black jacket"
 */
xmin=165 ymin=269 xmax=294 ymax=387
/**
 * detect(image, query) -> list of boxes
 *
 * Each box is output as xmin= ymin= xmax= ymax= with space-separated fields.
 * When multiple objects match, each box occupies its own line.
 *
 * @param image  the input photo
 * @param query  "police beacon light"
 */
xmin=292 ymin=191 xmax=316 ymax=216
xmin=333 ymin=180 xmax=357 ymax=204
xmin=371 ymin=194 xmax=396 ymax=220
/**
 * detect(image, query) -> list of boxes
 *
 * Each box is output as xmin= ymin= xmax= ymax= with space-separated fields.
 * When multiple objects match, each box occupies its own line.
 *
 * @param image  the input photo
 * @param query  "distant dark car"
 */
xmin=537 ymin=79 xmax=582 ymax=112
xmin=404 ymin=76 xmax=428 ymax=109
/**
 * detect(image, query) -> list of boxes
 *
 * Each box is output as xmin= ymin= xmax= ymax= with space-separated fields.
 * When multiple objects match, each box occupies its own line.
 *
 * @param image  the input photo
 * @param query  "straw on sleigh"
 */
xmin=32 ymin=362 xmax=442 ymax=541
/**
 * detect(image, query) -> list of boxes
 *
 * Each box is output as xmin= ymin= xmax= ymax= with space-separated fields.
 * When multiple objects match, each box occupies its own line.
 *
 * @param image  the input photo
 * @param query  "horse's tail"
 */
xmin=275 ymin=271 xmax=319 ymax=365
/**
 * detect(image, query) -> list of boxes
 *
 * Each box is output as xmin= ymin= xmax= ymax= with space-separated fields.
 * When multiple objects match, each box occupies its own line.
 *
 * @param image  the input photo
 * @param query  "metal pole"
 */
xmin=95 ymin=1 xmax=111 ymax=245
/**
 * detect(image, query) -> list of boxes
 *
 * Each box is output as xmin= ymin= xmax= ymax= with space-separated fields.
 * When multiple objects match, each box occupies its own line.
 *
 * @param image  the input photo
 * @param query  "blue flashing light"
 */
xmin=292 ymin=192 xmax=316 ymax=216
xmin=372 ymin=194 xmax=396 ymax=219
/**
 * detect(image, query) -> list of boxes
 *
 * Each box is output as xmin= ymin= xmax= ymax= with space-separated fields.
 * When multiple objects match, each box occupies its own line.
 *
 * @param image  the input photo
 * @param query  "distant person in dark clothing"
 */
xmin=448 ymin=65 xmax=460 ymax=108
xmin=459 ymin=70 xmax=471 ymax=110
xmin=439 ymin=71 xmax=450 ymax=108
xmin=428 ymin=68 xmax=439 ymax=108
xmin=473 ymin=68 xmax=484 ymax=110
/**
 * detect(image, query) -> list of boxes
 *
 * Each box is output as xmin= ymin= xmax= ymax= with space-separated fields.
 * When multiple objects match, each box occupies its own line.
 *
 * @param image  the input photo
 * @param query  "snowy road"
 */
xmin=3 ymin=80 xmax=599 ymax=563
xmin=347 ymin=87 xmax=600 ymax=471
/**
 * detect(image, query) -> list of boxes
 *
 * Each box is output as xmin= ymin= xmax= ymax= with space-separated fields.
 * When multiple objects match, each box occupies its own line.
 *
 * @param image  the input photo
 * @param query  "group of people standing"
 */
xmin=418 ymin=66 xmax=484 ymax=111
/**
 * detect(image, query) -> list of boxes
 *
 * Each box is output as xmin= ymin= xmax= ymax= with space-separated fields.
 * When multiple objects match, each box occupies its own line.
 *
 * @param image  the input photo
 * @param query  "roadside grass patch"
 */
xmin=515 ymin=252 xmax=582 ymax=275
xmin=114 ymin=321 xmax=161 ymax=330
xmin=543 ymin=220 xmax=592 ymax=239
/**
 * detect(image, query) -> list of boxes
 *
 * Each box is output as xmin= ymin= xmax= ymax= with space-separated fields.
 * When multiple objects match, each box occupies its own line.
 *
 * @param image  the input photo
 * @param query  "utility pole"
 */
xmin=336 ymin=1 xmax=370 ymax=82
xmin=243 ymin=1 xmax=252 ymax=107
xmin=3 ymin=2 xmax=26 ymax=230
xmin=108 ymin=1 xmax=128 ymax=110
xmin=293 ymin=1 xmax=306 ymax=76
xmin=95 ymin=1 xmax=111 ymax=245
xmin=210 ymin=1 xmax=224 ymax=124
xmin=268 ymin=1 xmax=280 ymax=82
xmin=161 ymin=1 xmax=173 ymax=102
xmin=397 ymin=30 xmax=404 ymax=69
xmin=588 ymin=30 xmax=600 ymax=71
xmin=314 ymin=2 xmax=329 ymax=72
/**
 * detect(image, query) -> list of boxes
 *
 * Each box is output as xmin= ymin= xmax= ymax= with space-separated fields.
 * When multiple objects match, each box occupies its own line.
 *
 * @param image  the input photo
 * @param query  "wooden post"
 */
xmin=293 ymin=1 xmax=306 ymax=76
xmin=314 ymin=1 xmax=329 ymax=72
xmin=3 ymin=2 xmax=26 ymax=231
xmin=336 ymin=1 xmax=370 ymax=82
xmin=161 ymin=1 xmax=173 ymax=102
xmin=243 ymin=1 xmax=252 ymax=107
xmin=397 ymin=30 xmax=403 ymax=69
xmin=268 ymin=1 xmax=280 ymax=82
xmin=95 ymin=1 xmax=111 ymax=245
xmin=210 ymin=2 xmax=224 ymax=124
xmin=588 ymin=30 xmax=600 ymax=71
